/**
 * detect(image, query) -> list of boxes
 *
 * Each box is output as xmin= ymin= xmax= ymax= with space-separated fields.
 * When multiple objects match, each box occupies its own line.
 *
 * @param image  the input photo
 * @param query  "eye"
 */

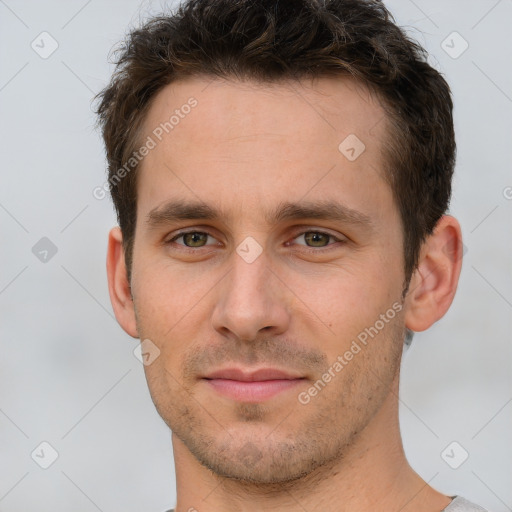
xmin=290 ymin=230 xmax=344 ymax=249
xmin=165 ymin=229 xmax=345 ymax=252
xmin=167 ymin=231 xmax=218 ymax=248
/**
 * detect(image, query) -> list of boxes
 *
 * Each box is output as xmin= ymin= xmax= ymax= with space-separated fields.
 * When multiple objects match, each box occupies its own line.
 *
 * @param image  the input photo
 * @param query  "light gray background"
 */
xmin=0 ymin=0 xmax=511 ymax=511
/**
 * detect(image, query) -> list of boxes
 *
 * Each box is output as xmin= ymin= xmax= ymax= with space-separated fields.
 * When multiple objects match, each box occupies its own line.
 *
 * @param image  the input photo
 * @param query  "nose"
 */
xmin=211 ymin=246 xmax=291 ymax=342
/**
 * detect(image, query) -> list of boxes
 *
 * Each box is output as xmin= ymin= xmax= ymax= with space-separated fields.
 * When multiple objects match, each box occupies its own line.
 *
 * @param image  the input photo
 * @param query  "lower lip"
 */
xmin=204 ymin=378 xmax=304 ymax=402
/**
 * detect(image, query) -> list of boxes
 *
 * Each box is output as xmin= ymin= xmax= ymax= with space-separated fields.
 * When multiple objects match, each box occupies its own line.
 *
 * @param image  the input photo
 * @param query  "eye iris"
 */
xmin=183 ymin=232 xmax=207 ymax=247
xmin=304 ymin=232 xmax=329 ymax=247
xmin=179 ymin=232 xmax=332 ymax=248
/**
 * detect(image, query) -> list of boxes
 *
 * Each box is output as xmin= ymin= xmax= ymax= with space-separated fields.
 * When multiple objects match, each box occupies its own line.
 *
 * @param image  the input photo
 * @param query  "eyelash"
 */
xmin=165 ymin=229 xmax=345 ymax=253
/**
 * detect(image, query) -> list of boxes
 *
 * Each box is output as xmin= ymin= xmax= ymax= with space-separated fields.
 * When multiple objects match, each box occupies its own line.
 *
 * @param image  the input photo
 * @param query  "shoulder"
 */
xmin=444 ymin=496 xmax=490 ymax=511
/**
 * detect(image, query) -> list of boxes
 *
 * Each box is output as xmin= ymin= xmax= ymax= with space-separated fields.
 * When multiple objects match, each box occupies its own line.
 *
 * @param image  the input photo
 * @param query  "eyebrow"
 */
xmin=146 ymin=198 xmax=374 ymax=232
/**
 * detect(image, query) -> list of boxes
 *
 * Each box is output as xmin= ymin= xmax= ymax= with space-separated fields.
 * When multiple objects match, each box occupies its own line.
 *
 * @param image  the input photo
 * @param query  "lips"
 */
xmin=203 ymin=367 xmax=303 ymax=382
xmin=202 ymin=367 xmax=305 ymax=402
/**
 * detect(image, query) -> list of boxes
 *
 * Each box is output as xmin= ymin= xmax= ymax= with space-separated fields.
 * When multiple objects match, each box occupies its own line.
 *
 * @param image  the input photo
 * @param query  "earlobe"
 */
xmin=106 ymin=226 xmax=139 ymax=338
xmin=404 ymin=215 xmax=464 ymax=333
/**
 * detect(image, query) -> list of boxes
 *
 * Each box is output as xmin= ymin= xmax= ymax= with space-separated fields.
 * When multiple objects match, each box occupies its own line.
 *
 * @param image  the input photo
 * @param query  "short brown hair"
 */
xmin=96 ymin=0 xmax=455 ymax=300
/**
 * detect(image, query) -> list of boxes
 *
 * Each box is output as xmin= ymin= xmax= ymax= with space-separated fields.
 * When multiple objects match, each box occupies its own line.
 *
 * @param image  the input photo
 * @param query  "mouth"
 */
xmin=202 ymin=367 xmax=306 ymax=402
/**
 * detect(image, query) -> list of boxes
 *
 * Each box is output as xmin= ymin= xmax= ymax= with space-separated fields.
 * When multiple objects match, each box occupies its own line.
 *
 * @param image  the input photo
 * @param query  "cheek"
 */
xmin=131 ymin=259 xmax=214 ymax=373
xmin=284 ymin=259 xmax=398 ymax=338
xmin=132 ymin=254 xmax=205 ymax=325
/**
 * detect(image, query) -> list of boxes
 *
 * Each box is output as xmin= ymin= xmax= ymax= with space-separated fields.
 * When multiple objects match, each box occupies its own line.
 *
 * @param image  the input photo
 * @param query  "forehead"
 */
xmin=143 ymin=75 xmax=387 ymax=148
xmin=136 ymin=75 xmax=392 ymax=226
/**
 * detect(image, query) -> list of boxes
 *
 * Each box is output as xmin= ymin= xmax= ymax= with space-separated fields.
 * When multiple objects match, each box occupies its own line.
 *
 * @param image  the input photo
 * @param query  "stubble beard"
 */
xmin=140 ymin=316 xmax=405 ymax=489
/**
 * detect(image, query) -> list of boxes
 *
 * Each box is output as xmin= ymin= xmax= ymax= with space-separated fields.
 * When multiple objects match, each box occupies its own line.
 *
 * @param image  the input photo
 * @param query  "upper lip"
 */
xmin=203 ymin=368 xmax=304 ymax=381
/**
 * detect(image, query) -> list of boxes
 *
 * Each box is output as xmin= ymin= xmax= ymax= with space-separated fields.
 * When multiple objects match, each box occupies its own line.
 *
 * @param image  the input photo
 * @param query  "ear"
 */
xmin=404 ymin=215 xmax=464 ymax=332
xmin=106 ymin=226 xmax=139 ymax=338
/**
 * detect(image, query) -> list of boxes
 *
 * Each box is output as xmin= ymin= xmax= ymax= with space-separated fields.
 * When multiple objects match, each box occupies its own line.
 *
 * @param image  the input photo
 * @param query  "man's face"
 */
xmin=130 ymin=76 xmax=407 ymax=483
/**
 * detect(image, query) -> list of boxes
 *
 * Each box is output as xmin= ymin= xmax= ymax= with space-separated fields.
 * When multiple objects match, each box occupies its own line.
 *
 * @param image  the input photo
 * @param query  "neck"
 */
xmin=172 ymin=374 xmax=452 ymax=512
